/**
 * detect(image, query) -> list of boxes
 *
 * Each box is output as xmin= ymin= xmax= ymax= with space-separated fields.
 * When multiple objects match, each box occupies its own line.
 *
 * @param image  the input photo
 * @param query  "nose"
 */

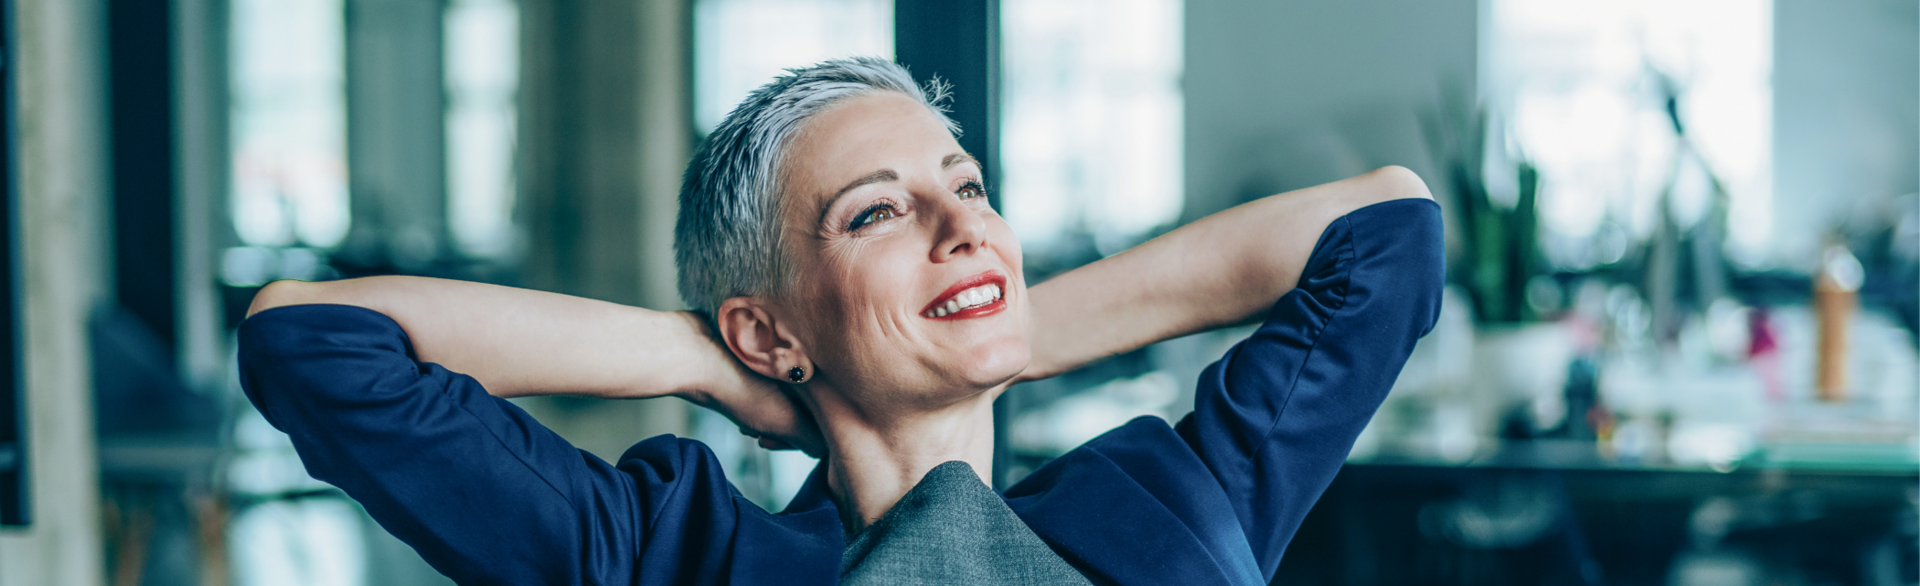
xmin=928 ymin=188 xmax=988 ymax=263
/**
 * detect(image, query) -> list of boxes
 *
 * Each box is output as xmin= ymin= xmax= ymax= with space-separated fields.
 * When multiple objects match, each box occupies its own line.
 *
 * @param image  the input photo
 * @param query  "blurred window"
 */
xmin=691 ymin=0 xmax=890 ymax=511
xmin=693 ymin=0 xmax=892 ymax=134
xmin=1001 ymin=0 xmax=1183 ymax=257
xmin=445 ymin=0 xmax=521 ymax=260
xmin=229 ymin=0 xmax=350 ymax=249
xmin=1486 ymin=0 xmax=1772 ymax=268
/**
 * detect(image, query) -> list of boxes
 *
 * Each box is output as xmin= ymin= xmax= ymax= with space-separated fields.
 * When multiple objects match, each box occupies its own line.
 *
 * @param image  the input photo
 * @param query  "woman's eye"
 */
xmin=849 ymin=205 xmax=896 ymax=231
xmin=957 ymin=180 xmax=986 ymax=200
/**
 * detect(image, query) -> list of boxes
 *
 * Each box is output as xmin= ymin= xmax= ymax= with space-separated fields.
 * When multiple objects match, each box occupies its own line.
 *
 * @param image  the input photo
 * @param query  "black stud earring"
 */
xmin=787 ymin=366 xmax=805 ymax=383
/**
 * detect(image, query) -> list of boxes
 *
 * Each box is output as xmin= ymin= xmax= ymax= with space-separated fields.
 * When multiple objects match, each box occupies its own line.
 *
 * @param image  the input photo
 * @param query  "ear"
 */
xmin=715 ymin=297 xmax=809 ymax=383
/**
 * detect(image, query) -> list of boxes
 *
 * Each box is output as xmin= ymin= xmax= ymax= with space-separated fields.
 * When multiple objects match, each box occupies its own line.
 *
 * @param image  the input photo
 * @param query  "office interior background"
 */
xmin=0 ymin=0 xmax=1915 ymax=584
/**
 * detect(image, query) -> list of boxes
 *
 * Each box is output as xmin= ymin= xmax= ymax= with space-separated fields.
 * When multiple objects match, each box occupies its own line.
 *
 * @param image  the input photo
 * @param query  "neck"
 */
xmin=815 ymin=389 xmax=998 ymax=533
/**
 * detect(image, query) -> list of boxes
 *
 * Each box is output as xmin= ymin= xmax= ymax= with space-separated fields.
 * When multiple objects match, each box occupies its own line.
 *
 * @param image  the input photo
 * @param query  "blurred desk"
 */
xmin=98 ymin=436 xmax=223 ymax=483
xmin=1348 ymin=437 xmax=1916 ymax=510
xmin=1283 ymin=438 xmax=1918 ymax=586
xmin=1353 ymin=437 xmax=1919 ymax=476
xmin=1301 ymin=363 xmax=1918 ymax=586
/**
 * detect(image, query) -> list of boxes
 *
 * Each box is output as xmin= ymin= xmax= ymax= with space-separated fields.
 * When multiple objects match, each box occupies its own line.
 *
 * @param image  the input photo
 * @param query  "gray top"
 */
xmin=840 ymin=461 xmax=1094 ymax=586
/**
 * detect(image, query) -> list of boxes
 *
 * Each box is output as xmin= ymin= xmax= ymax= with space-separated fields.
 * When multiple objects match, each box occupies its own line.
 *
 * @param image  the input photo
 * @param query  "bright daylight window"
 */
xmin=229 ymin=0 xmax=350 ymax=251
xmin=1486 ymin=0 xmax=1772 ymax=268
xmin=445 ymin=0 xmax=521 ymax=260
xmin=694 ymin=0 xmax=892 ymax=133
xmin=692 ymin=0 xmax=891 ymax=511
xmin=1001 ymin=0 xmax=1183 ymax=258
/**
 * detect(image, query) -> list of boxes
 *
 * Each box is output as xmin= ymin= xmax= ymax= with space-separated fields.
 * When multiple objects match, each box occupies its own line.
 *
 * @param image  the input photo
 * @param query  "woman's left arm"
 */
xmin=1018 ymin=166 xmax=1433 ymax=382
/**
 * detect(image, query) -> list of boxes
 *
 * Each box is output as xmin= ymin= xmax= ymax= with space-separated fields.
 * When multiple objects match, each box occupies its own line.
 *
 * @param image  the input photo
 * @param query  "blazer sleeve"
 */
xmin=1174 ymin=198 xmax=1444 ymax=579
xmin=237 ymin=304 xmax=739 ymax=586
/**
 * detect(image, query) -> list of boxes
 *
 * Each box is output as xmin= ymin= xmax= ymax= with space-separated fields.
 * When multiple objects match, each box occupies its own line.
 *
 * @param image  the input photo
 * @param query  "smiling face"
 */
xmin=770 ymin=91 xmax=1031 ymax=413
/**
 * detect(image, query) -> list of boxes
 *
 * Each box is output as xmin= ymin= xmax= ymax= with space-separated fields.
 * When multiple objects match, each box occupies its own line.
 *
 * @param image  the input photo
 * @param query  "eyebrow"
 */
xmin=817 ymin=169 xmax=898 ymax=228
xmin=815 ymin=152 xmax=977 ymax=228
xmin=942 ymin=152 xmax=979 ymax=170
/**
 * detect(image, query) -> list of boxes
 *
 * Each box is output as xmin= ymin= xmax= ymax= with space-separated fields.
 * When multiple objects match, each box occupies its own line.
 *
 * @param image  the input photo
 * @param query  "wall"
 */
xmin=0 ymin=0 xmax=110 ymax=583
xmin=344 ymin=0 xmax=449 ymax=269
xmin=1772 ymin=0 xmax=1920 ymax=267
xmin=1184 ymin=0 xmax=1480 ymax=221
xmin=515 ymin=0 xmax=692 ymax=460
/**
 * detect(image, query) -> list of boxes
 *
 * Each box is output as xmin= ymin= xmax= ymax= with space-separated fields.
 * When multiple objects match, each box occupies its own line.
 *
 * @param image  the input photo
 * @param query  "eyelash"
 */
xmin=957 ymin=179 xmax=987 ymax=201
xmin=846 ymin=180 xmax=989 ymax=232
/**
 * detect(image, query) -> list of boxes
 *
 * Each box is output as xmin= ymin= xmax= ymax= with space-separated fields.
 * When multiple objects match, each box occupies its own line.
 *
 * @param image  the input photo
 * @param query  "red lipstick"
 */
xmin=920 ymin=270 xmax=1009 ymax=321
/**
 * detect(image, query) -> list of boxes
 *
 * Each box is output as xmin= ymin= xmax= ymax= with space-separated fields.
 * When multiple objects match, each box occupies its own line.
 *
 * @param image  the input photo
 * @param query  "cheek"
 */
xmin=809 ymin=242 xmax=924 ymax=342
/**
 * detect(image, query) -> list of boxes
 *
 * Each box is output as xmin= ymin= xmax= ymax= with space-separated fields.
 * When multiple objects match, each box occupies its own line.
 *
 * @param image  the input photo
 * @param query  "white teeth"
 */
xmin=925 ymin=283 xmax=1007 ymax=318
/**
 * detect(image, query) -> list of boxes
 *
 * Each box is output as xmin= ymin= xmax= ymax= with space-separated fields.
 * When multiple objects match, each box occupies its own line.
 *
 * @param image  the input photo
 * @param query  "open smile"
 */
xmin=920 ymin=271 xmax=1008 ymax=320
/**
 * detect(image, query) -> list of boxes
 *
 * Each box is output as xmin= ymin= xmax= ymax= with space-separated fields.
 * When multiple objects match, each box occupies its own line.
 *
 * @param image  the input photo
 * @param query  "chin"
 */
xmin=953 ymin=334 xmax=1032 ymax=389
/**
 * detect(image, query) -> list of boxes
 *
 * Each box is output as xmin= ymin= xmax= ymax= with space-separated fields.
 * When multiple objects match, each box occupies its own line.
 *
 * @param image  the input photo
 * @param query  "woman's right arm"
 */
xmin=249 ymin=277 xmax=822 ymax=453
xmin=240 ymin=283 xmax=839 ymax=584
xmin=251 ymin=276 xmax=723 ymax=400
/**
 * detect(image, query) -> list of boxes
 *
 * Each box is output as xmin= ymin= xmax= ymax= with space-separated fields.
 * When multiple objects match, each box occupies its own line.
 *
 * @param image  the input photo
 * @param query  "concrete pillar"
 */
xmin=1184 ymin=0 xmax=1478 ymax=221
xmin=1772 ymin=0 xmax=1919 ymax=266
xmin=173 ymin=0 xmax=229 ymax=390
xmin=515 ymin=0 xmax=693 ymax=457
xmin=0 ymin=0 xmax=110 ymax=584
xmin=520 ymin=0 xmax=685 ymax=311
xmin=343 ymin=0 xmax=447 ymax=270
xmin=633 ymin=0 xmax=690 ymax=313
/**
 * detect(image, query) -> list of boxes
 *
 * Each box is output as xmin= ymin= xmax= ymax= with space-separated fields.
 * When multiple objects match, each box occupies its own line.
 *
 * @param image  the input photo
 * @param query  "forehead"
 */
xmin=781 ymin=92 xmax=964 ymax=197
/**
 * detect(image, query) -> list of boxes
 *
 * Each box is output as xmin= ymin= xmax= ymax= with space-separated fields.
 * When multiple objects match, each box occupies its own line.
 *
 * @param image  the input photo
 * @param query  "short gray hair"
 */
xmin=674 ymin=57 xmax=959 ymax=316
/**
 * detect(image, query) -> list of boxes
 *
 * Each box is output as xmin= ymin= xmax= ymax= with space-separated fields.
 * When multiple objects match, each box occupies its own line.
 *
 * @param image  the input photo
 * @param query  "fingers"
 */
xmin=720 ymin=395 xmax=826 ymax=458
xmin=753 ymin=432 xmax=825 ymax=460
xmin=740 ymin=424 xmax=809 ymax=454
xmin=751 ymin=412 xmax=824 ymax=457
xmin=700 ymin=366 xmax=828 ymax=458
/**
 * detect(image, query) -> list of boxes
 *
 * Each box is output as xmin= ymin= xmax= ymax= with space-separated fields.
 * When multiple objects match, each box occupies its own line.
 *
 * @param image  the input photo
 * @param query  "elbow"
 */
xmin=1347 ymin=167 xmax=1444 ymax=336
xmin=1365 ymin=165 xmax=1434 ymax=203
xmin=248 ymin=279 xmax=314 ymax=318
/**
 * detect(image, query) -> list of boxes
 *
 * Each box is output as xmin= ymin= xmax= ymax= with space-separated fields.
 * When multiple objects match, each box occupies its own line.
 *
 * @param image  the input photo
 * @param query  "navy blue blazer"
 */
xmin=238 ymin=198 xmax=1443 ymax=586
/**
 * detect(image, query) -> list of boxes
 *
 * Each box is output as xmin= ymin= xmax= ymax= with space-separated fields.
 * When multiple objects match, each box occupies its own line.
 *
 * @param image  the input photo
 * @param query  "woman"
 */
xmin=240 ymin=57 xmax=1443 ymax=585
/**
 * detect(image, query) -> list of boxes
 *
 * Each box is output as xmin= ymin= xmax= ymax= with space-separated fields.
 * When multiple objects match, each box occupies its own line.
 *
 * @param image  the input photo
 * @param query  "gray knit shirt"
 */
xmin=839 ymin=461 xmax=1094 ymax=586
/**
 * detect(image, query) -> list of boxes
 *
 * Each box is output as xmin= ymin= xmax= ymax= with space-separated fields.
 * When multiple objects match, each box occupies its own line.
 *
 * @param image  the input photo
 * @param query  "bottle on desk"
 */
xmin=1813 ymin=244 xmax=1864 ymax=401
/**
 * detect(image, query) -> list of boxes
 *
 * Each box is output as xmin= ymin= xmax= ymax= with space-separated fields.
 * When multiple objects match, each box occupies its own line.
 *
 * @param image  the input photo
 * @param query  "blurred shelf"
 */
xmin=1350 ymin=437 xmax=1917 ymax=478
xmin=98 ymin=435 xmax=222 ymax=483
